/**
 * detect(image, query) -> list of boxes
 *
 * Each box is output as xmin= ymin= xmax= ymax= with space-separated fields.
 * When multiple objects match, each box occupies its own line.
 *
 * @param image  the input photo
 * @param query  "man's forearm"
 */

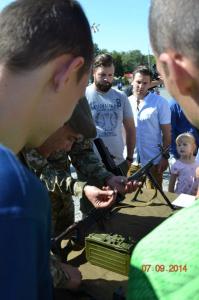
xmin=126 ymin=131 xmax=135 ymax=160
xmin=161 ymin=124 xmax=171 ymax=149
xmin=123 ymin=118 xmax=136 ymax=160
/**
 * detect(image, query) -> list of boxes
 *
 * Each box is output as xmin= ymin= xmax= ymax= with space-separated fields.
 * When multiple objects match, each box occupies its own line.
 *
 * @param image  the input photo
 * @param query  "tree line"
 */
xmin=94 ymin=43 xmax=156 ymax=78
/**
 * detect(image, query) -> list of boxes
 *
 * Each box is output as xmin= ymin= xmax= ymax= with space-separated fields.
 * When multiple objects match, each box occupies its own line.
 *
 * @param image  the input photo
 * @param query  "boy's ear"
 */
xmin=54 ymin=56 xmax=85 ymax=92
xmin=159 ymin=52 xmax=193 ymax=96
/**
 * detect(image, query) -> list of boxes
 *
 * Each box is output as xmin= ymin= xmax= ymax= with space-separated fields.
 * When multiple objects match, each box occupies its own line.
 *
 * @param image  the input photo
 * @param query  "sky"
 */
xmin=0 ymin=0 xmax=152 ymax=55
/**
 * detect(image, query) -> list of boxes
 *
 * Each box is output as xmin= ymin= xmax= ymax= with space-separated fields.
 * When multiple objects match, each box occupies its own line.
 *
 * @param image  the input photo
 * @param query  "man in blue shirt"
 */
xmin=0 ymin=1 xmax=93 ymax=299
xmin=168 ymin=98 xmax=199 ymax=158
xmin=128 ymin=66 xmax=171 ymax=189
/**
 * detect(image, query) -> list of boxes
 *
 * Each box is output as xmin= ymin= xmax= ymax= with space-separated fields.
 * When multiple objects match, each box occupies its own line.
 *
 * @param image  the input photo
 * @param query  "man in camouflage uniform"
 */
xmin=24 ymin=99 xmax=135 ymax=236
xmin=23 ymin=97 xmax=136 ymax=291
xmin=26 ymin=138 xmax=117 ymax=234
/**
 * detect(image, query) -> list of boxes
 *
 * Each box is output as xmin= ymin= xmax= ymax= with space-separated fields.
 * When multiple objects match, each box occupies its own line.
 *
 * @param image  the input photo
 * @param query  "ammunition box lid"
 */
xmin=85 ymin=233 xmax=135 ymax=254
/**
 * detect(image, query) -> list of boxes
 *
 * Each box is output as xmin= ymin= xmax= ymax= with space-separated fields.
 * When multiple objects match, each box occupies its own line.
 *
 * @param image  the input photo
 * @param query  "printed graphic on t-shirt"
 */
xmin=95 ymin=111 xmax=117 ymax=136
xmin=90 ymin=98 xmax=122 ymax=137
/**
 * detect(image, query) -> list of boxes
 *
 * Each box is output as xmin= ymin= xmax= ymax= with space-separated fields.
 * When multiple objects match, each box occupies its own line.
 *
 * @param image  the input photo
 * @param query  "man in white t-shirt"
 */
xmin=128 ymin=65 xmax=171 ymax=188
xmin=86 ymin=53 xmax=136 ymax=175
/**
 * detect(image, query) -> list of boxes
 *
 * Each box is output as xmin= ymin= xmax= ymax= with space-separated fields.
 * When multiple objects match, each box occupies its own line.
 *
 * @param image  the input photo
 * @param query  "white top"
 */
xmin=86 ymin=84 xmax=133 ymax=165
xmin=128 ymin=92 xmax=171 ymax=165
xmin=171 ymin=159 xmax=199 ymax=195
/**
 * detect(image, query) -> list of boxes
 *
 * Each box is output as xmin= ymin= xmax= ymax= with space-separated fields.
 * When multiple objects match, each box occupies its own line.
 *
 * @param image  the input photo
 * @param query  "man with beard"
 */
xmin=127 ymin=0 xmax=199 ymax=299
xmin=86 ymin=53 xmax=136 ymax=176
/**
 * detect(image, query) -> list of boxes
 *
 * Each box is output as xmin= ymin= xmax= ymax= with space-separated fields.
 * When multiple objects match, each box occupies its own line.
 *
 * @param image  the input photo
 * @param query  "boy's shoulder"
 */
xmin=0 ymin=145 xmax=49 ymax=216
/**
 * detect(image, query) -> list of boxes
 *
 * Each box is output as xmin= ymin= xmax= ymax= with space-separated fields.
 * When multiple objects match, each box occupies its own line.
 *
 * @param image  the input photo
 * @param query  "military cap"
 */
xmin=67 ymin=96 xmax=96 ymax=139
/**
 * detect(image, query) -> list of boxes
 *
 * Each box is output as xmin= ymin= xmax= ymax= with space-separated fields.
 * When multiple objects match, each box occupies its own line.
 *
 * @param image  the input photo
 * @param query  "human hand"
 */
xmin=106 ymin=175 xmax=140 ymax=194
xmin=84 ymin=185 xmax=116 ymax=208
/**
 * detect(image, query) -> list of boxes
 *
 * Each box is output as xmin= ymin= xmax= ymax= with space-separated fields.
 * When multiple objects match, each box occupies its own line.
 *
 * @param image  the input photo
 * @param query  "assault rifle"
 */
xmin=94 ymin=138 xmax=174 ymax=209
xmin=51 ymin=139 xmax=125 ymax=258
xmin=127 ymin=145 xmax=175 ymax=210
xmin=51 ymin=204 xmax=113 ymax=259
xmin=51 ymin=145 xmax=175 ymax=258
xmin=127 ymin=146 xmax=169 ymax=181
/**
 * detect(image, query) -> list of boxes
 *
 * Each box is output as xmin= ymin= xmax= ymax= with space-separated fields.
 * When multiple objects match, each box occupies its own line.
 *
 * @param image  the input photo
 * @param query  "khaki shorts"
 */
xmin=128 ymin=164 xmax=163 ymax=189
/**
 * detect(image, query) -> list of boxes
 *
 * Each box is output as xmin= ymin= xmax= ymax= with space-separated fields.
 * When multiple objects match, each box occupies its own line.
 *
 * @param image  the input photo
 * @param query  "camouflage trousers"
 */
xmin=50 ymin=190 xmax=74 ymax=237
xmin=128 ymin=164 xmax=163 ymax=189
xmin=50 ymin=192 xmax=75 ymax=288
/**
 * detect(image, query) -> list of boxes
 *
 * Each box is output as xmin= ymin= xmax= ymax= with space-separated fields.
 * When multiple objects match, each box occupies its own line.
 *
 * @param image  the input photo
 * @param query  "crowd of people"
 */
xmin=0 ymin=0 xmax=199 ymax=299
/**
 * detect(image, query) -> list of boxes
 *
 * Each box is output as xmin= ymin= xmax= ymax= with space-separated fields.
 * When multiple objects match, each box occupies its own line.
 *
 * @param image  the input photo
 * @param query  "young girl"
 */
xmin=169 ymin=132 xmax=199 ymax=195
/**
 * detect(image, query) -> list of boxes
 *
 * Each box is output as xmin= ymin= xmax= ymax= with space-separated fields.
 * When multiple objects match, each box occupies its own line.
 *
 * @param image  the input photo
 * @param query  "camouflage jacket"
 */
xmin=23 ymin=138 xmax=112 ymax=198
xmin=22 ymin=140 xmax=112 ymax=288
xmin=70 ymin=139 xmax=112 ymax=187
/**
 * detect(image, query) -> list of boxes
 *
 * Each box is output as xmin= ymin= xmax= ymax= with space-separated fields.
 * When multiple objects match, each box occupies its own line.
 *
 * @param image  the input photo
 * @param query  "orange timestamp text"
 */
xmin=141 ymin=264 xmax=188 ymax=272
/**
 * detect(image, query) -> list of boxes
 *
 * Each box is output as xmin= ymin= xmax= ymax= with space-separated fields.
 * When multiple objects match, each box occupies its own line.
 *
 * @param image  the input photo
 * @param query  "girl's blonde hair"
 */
xmin=176 ymin=132 xmax=196 ymax=150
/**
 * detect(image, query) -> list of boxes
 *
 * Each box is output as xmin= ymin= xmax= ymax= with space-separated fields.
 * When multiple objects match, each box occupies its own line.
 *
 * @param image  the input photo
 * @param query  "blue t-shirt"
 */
xmin=0 ymin=145 xmax=52 ymax=300
xmin=168 ymin=99 xmax=199 ymax=158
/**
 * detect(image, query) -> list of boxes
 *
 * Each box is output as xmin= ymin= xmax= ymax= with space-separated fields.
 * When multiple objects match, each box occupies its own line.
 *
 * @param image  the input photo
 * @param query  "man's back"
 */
xmin=0 ymin=145 xmax=52 ymax=300
xmin=128 ymin=201 xmax=199 ymax=299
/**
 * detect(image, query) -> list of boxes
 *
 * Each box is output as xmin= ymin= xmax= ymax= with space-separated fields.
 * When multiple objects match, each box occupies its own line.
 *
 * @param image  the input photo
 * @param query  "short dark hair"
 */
xmin=93 ymin=53 xmax=114 ymax=69
xmin=0 ymin=0 xmax=93 ymax=80
xmin=133 ymin=65 xmax=152 ymax=80
xmin=149 ymin=0 xmax=199 ymax=67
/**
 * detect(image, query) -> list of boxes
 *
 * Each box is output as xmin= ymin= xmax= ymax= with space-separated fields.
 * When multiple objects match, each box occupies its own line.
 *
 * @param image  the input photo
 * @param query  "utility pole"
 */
xmin=147 ymin=45 xmax=151 ymax=70
xmin=91 ymin=22 xmax=100 ymax=33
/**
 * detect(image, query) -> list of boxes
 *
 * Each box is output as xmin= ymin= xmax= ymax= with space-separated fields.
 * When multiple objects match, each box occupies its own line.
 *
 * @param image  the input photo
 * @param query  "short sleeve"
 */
xmin=158 ymin=97 xmax=171 ymax=125
xmin=170 ymin=161 xmax=179 ymax=175
xmin=123 ymin=93 xmax=133 ymax=119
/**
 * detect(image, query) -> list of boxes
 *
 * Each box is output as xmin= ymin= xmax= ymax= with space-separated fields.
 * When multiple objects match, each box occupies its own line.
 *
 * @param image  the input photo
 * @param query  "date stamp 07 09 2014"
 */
xmin=141 ymin=264 xmax=188 ymax=273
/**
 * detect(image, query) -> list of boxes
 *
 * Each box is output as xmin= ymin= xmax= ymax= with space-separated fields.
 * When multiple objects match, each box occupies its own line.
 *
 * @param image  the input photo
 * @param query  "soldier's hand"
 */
xmin=106 ymin=175 xmax=140 ymax=195
xmin=84 ymin=185 xmax=116 ymax=208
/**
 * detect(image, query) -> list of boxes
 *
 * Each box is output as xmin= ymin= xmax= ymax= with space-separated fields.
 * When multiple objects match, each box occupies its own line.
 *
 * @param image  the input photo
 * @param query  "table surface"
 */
xmin=57 ymin=189 xmax=178 ymax=300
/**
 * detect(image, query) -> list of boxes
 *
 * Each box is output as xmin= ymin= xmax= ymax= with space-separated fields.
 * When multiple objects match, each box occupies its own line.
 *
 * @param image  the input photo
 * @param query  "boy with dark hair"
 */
xmin=0 ymin=0 xmax=93 ymax=299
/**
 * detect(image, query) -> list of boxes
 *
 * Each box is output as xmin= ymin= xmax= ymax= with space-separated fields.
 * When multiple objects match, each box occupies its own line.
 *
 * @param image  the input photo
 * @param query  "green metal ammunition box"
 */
xmin=85 ymin=233 xmax=135 ymax=276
